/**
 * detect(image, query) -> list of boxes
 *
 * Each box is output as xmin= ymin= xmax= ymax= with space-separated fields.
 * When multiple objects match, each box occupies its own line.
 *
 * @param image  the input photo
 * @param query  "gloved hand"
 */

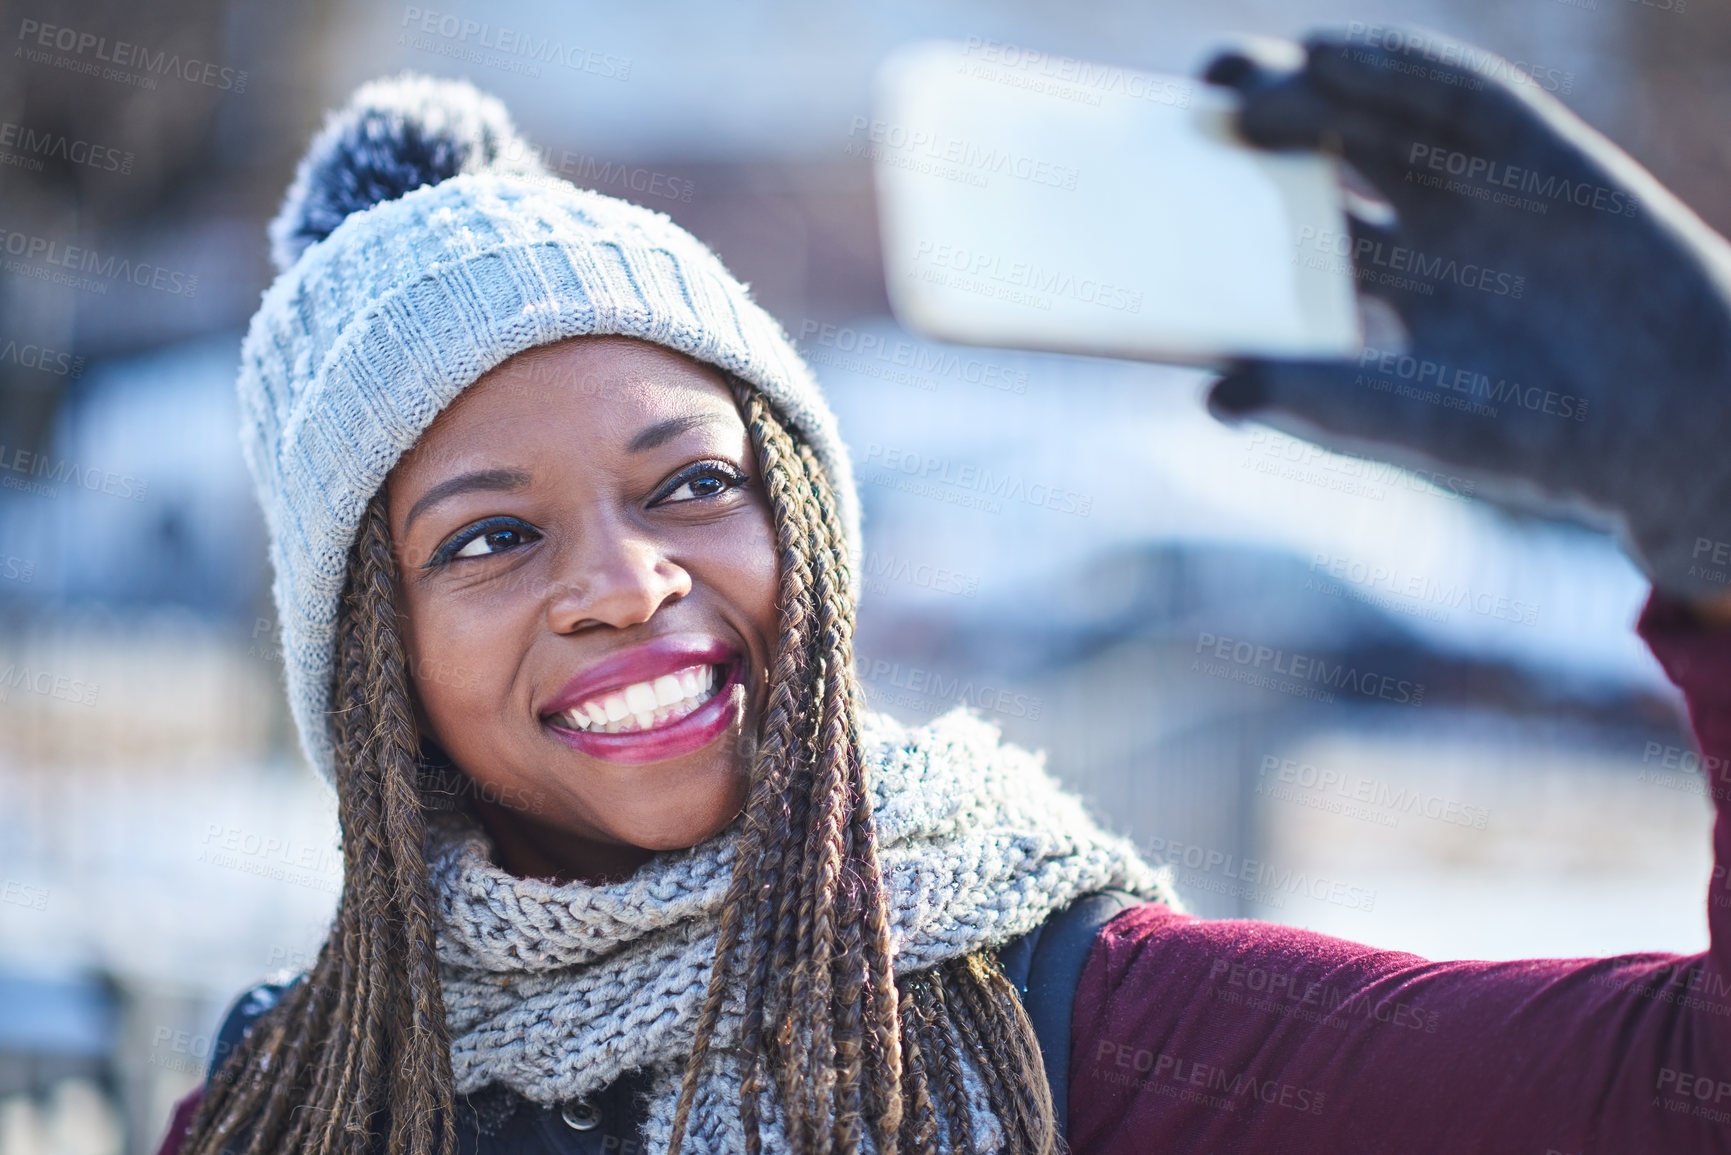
xmin=1201 ymin=26 xmax=1731 ymax=605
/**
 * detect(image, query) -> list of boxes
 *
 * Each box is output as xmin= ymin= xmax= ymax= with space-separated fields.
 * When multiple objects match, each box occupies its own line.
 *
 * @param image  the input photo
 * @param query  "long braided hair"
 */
xmin=179 ymin=378 xmax=1057 ymax=1155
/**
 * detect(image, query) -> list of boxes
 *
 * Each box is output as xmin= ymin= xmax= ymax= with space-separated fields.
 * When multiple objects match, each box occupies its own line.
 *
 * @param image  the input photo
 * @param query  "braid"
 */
xmin=669 ymin=382 xmax=1059 ymax=1155
xmin=944 ymin=955 xmax=1059 ymax=1154
xmin=909 ymin=974 xmax=976 ymax=1152
xmin=895 ymin=979 xmax=943 ymax=1152
xmin=179 ymin=495 xmax=457 ymax=1155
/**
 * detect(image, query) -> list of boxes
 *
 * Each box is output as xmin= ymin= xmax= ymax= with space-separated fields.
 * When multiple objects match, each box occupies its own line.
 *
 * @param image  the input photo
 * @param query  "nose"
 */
xmin=544 ymin=526 xmax=691 ymax=633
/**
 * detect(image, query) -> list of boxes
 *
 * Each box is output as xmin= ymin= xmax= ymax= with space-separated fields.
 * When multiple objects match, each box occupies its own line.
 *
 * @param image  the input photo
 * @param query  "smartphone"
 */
xmin=870 ymin=40 xmax=1362 ymax=366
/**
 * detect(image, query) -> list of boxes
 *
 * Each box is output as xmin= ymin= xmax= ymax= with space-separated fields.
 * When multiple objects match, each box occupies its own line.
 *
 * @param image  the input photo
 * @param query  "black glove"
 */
xmin=1201 ymin=27 xmax=1731 ymax=603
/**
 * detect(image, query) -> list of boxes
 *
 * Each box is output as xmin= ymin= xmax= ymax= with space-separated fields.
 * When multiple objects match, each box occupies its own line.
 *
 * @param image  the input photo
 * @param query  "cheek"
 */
xmin=729 ymin=507 xmax=782 ymax=637
xmin=398 ymin=591 xmax=523 ymax=741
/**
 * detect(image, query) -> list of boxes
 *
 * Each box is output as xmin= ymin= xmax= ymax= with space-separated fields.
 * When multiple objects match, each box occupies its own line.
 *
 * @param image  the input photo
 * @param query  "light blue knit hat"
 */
xmin=238 ymin=74 xmax=862 ymax=786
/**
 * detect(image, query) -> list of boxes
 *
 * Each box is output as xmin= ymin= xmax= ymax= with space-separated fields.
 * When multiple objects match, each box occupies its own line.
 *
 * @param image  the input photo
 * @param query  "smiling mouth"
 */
xmin=547 ymin=662 xmax=727 ymax=736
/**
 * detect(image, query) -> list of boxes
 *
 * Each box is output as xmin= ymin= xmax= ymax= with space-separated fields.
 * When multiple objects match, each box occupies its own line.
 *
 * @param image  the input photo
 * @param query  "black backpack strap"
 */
xmin=206 ymin=977 xmax=301 ymax=1086
xmin=996 ymin=889 xmax=1142 ymax=1138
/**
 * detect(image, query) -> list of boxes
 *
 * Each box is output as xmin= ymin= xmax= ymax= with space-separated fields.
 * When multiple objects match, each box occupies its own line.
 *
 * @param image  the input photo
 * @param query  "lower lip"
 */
xmin=543 ymin=661 xmax=744 ymax=765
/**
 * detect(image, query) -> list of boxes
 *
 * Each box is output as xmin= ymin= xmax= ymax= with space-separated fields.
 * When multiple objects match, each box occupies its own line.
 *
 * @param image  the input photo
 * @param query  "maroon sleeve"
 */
xmin=1067 ymin=591 xmax=1731 ymax=1155
xmin=153 ymin=1089 xmax=202 ymax=1155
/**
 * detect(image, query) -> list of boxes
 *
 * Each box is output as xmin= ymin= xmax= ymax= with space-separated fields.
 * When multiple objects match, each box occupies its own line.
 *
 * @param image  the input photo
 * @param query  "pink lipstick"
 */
xmin=540 ymin=633 xmax=744 ymax=765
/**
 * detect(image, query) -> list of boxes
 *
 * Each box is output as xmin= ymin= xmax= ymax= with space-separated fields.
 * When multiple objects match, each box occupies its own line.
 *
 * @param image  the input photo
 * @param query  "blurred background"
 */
xmin=0 ymin=0 xmax=1725 ymax=1150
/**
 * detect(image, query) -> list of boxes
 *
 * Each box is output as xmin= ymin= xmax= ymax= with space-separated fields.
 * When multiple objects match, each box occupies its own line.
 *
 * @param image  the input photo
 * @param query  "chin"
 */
xmin=624 ymin=776 xmax=748 ymax=852
xmin=630 ymin=813 xmax=739 ymax=853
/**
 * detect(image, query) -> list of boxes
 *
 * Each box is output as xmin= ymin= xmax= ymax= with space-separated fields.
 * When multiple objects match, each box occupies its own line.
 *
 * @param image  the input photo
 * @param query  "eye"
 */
xmin=653 ymin=461 xmax=747 ymax=506
xmin=431 ymin=517 xmax=541 ymax=566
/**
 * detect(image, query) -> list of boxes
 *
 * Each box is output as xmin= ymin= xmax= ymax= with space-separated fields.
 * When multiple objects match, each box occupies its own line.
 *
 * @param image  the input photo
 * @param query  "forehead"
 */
xmin=395 ymin=337 xmax=742 ymax=478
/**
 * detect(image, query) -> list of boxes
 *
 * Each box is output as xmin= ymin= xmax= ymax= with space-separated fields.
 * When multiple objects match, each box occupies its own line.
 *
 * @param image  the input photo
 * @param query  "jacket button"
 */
xmin=560 ymin=1097 xmax=602 ymax=1131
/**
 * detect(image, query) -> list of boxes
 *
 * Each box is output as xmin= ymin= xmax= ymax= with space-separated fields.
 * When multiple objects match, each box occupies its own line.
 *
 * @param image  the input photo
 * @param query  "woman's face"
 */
xmin=384 ymin=336 xmax=780 ymax=884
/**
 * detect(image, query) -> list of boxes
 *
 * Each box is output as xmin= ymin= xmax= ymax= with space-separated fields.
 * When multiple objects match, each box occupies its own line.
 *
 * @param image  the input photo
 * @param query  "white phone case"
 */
xmin=872 ymin=41 xmax=1363 ymax=366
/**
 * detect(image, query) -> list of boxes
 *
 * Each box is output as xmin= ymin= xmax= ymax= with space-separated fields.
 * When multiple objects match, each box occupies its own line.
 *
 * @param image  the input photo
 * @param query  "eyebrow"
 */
xmin=627 ymin=412 xmax=729 ymax=454
xmin=403 ymin=468 xmax=532 ymax=534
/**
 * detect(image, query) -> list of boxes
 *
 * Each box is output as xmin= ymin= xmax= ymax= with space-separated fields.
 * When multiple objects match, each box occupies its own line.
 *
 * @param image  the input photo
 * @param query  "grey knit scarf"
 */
xmin=425 ymin=706 xmax=1177 ymax=1154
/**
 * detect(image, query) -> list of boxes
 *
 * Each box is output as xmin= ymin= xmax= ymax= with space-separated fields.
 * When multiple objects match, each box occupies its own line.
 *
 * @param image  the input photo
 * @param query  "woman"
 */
xmin=160 ymin=29 xmax=1731 ymax=1155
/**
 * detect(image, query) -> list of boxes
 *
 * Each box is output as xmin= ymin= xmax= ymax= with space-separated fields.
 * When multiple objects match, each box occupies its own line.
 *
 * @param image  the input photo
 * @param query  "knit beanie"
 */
xmin=237 ymin=74 xmax=863 ymax=787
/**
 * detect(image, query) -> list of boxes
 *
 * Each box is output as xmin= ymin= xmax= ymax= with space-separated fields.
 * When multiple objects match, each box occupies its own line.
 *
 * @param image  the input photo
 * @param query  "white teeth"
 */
xmin=557 ymin=663 xmax=727 ymax=735
xmin=624 ymin=682 xmax=658 ymax=714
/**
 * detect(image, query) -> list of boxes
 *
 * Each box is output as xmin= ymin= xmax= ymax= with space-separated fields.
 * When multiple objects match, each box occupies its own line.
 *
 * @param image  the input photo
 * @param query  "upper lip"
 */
xmin=540 ymin=632 xmax=740 ymax=720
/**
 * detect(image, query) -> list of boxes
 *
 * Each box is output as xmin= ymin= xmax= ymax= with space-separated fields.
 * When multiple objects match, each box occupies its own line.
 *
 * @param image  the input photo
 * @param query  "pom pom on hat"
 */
xmin=267 ymin=73 xmax=546 ymax=274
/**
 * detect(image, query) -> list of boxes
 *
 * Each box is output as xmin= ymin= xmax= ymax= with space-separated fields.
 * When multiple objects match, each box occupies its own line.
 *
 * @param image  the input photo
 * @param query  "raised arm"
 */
xmin=1068 ymin=589 xmax=1731 ymax=1154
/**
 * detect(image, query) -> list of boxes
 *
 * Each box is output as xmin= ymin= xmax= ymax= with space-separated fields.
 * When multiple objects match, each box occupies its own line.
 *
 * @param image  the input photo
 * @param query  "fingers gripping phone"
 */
xmin=871 ymin=41 xmax=1363 ymax=366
